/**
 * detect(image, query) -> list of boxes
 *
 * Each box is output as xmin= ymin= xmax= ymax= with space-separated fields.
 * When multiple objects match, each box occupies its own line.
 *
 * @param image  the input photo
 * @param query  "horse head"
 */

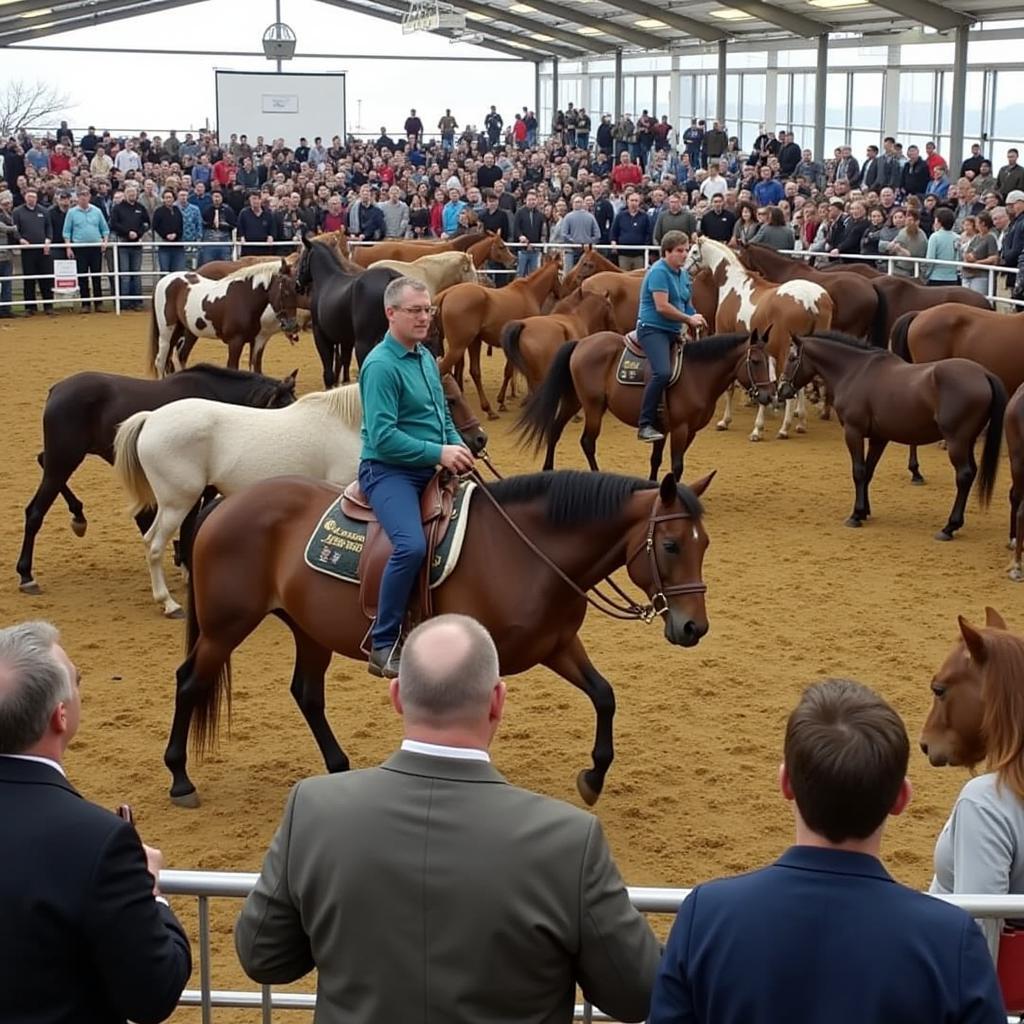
xmin=269 ymin=271 xmax=301 ymax=343
xmin=490 ymin=233 xmax=516 ymax=269
xmin=777 ymin=333 xmax=808 ymax=401
xmin=268 ymin=368 xmax=299 ymax=407
xmin=919 ymin=607 xmax=1008 ymax=767
xmin=296 ymin=233 xmax=314 ymax=294
xmin=737 ymin=328 xmax=775 ymax=407
xmin=683 ymin=239 xmax=703 ymax=274
xmin=439 ymin=369 xmax=488 ymax=455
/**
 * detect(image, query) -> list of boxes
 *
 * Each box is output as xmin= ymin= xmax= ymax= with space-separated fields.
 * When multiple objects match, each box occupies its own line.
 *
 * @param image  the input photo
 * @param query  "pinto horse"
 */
xmin=16 ymin=365 xmax=297 ymax=595
xmin=516 ymin=330 xmax=775 ymax=481
xmin=164 ymin=469 xmax=713 ymax=807
xmin=778 ymin=332 xmax=1005 ymax=539
xmin=685 ymin=236 xmax=834 ymax=440
xmin=150 ymin=261 xmax=301 ymax=377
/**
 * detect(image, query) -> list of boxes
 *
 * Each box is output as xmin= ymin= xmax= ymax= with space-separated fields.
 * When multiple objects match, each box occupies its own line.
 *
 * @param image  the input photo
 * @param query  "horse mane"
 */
xmin=296 ymin=383 xmax=363 ymax=428
xmin=683 ymin=331 xmax=748 ymax=362
xmin=486 ymin=470 xmax=703 ymax=526
xmin=178 ymin=362 xmax=287 ymax=404
xmin=221 ymin=260 xmax=282 ymax=285
xmin=806 ymin=330 xmax=880 ymax=352
xmin=701 ymin=237 xmax=739 ymax=264
xmin=977 ymin=628 xmax=1024 ymax=799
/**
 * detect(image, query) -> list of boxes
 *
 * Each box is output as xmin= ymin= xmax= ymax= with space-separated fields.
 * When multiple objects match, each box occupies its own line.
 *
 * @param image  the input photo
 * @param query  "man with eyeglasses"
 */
xmin=356 ymin=277 xmax=475 ymax=679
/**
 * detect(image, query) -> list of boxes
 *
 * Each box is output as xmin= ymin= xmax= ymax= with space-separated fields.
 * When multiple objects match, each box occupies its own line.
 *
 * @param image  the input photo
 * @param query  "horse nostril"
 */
xmin=919 ymin=741 xmax=928 ymax=755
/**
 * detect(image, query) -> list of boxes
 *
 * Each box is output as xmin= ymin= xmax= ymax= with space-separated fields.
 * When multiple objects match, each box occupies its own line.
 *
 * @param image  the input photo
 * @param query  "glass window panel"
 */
xmin=964 ymin=71 xmax=985 ymax=148
xmin=791 ymin=73 xmax=814 ymax=126
xmin=680 ymin=54 xmax=717 ymax=70
xmin=622 ymin=78 xmax=636 ymax=116
xmin=900 ymin=42 xmax=955 ymax=66
xmin=825 ymin=72 xmax=847 ymax=127
xmin=778 ymin=48 xmax=815 ymax=69
xmin=898 ymin=72 xmax=936 ymax=134
xmin=993 ymin=70 xmax=1024 ymax=140
xmin=740 ymin=122 xmax=760 ymax=151
xmin=727 ymin=51 xmax=767 ymax=69
xmin=776 ymin=73 xmax=791 ymax=126
xmin=742 ymin=73 xmax=765 ymax=122
xmin=849 ymin=72 xmax=882 ymax=130
xmin=850 ymin=46 xmax=887 ymax=66
xmin=849 ymin=130 xmax=881 ymax=159
xmin=624 ymin=56 xmax=672 ymax=72
xmin=824 ymin=127 xmax=846 ymax=156
xmin=655 ymin=75 xmax=671 ymax=118
xmin=936 ymin=72 xmax=951 ymax=134
xmin=680 ymin=75 xmax=694 ymax=118
xmin=562 ymin=79 xmax=581 ymax=109
xmin=588 ymin=59 xmax=615 ymax=73
xmin=726 ymin=74 xmax=739 ymax=121
xmin=968 ymin=38 xmax=1024 ymax=64
xmin=635 ymin=75 xmax=654 ymax=116
xmin=590 ymin=77 xmax=603 ymax=113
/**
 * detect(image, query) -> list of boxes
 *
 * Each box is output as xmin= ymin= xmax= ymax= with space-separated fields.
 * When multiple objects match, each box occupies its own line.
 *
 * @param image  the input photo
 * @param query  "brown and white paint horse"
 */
xmin=149 ymin=260 xmax=300 ymax=378
xmin=685 ymin=236 xmax=833 ymax=441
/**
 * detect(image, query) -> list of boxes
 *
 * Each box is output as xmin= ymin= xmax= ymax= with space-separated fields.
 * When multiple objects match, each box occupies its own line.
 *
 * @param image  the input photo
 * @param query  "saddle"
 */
xmin=617 ymin=330 xmax=684 ymax=388
xmin=340 ymin=470 xmax=460 ymax=625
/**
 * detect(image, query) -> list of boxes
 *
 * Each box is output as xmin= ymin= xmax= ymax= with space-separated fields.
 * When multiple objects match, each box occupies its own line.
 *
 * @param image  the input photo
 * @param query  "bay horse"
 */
xmin=872 ymin=272 xmax=990 ymax=343
xmin=685 ymin=236 xmax=834 ymax=440
xmin=1007 ymin=384 xmax=1024 ymax=582
xmin=778 ymin=331 xmax=1005 ymax=539
xmin=165 ymin=468 xmax=714 ymax=807
xmin=516 ymin=330 xmax=775 ymax=481
xmin=150 ymin=261 xmax=301 ymax=377
xmin=112 ymin=375 xmax=485 ymax=618
xmin=350 ymin=228 xmax=484 ymax=267
xmin=496 ymin=287 xmax=617 ymax=410
xmin=919 ymin=607 xmax=1012 ymax=769
xmin=436 ymin=254 xmax=565 ymax=418
xmin=16 ymin=365 xmax=297 ymax=595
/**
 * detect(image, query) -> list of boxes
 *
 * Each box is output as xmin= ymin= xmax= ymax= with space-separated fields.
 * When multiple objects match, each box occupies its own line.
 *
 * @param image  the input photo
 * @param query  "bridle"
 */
xmin=777 ymin=343 xmax=804 ymax=396
xmin=270 ymin=276 xmax=300 ymax=337
xmin=740 ymin=345 xmax=776 ymax=402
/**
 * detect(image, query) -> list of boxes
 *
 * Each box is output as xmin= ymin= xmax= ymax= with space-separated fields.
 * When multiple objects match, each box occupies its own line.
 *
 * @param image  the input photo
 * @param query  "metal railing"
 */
xmin=160 ymin=868 xmax=1024 ymax=1023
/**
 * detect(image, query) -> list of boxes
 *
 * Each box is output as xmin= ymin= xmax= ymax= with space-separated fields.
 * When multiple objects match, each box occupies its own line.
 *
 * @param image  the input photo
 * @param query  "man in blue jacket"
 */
xmin=357 ymin=277 xmax=475 ymax=678
xmin=648 ymin=677 xmax=1005 ymax=1024
xmin=752 ymin=165 xmax=785 ymax=207
xmin=611 ymin=191 xmax=653 ymax=270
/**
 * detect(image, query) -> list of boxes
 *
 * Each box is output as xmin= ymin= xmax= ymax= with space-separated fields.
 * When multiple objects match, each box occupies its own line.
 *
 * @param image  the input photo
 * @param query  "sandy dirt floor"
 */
xmin=0 ymin=311 xmax=1017 ymax=1021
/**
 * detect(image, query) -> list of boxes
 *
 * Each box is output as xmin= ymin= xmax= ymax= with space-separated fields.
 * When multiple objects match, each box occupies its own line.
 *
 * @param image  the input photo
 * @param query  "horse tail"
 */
xmin=869 ymin=282 xmax=890 ymax=349
xmin=978 ymin=371 xmax=1007 ymax=508
xmin=147 ymin=296 xmax=160 ymax=377
xmin=500 ymin=321 xmax=529 ymax=378
xmin=515 ymin=340 xmax=578 ymax=454
xmin=889 ymin=311 xmax=917 ymax=361
xmin=112 ymin=412 xmax=156 ymax=516
xmin=183 ymin=495 xmax=232 ymax=758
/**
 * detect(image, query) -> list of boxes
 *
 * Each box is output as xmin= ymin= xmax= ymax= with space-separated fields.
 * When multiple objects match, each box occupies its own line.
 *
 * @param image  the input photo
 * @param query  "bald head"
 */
xmin=397 ymin=615 xmax=499 ymax=728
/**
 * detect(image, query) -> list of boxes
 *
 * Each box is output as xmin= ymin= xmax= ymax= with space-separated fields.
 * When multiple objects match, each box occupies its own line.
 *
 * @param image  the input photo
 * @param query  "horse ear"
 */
xmin=659 ymin=473 xmax=676 ymax=505
xmin=985 ymin=606 xmax=1008 ymax=630
xmin=958 ymin=615 xmax=989 ymax=664
xmin=302 ymin=232 xmax=313 ymax=250
xmin=688 ymin=470 xmax=716 ymax=497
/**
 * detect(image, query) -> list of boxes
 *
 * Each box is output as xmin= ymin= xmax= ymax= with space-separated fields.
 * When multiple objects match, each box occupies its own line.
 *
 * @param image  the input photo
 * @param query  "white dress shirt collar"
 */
xmin=401 ymin=738 xmax=490 ymax=762
xmin=0 ymin=753 xmax=66 ymax=777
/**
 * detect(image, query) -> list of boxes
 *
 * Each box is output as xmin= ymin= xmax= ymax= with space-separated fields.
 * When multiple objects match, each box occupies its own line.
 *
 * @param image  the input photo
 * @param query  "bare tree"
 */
xmin=0 ymin=80 xmax=73 ymax=139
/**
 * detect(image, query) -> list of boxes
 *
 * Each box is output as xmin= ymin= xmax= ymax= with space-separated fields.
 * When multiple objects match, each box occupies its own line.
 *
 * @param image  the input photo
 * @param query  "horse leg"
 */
xmin=468 ymin=340 xmax=497 ymax=420
xmin=543 ymin=636 xmax=616 ymax=806
xmin=862 ymin=437 xmax=889 ymax=520
xmin=649 ymin=437 xmax=666 ymax=482
xmin=250 ymin=333 xmax=270 ymax=375
xmin=794 ymin=390 xmax=808 ymax=435
xmin=843 ymin=427 xmax=869 ymax=527
xmin=143 ymin=504 xmax=194 ymax=617
xmin=1010 ymin=488 xmax=1023 ymax=582
xmin=175 ymin=331 xmax=197 ymax=373
xmin=578 ymin=398 xmax=605 ymax=472
xmin=668 ymin=427 xmax=690 ymax=482
xmin=907 ymin=445 xmax=925 ymax=485
xmin=775 ymin=397 xmax=795 ymax=440
xmin=542 ymin=392 xmax=581 ymax=472
xmin=715 ymin=384 xmax=734 ymax=431
xmin=35 ymin=451 xmax=87 ymax=533
xmin=17 ymin=453 xmax=85 ymax=593
xmin=751 ymin=395 xmax=770 ymax=442
xmin=497 ymin=359 xmax=514 ymax=413
xmin=312 ymin=323 xmax=336 ymax=389
xmin=936 ymin=438 xmax=976 ymax=541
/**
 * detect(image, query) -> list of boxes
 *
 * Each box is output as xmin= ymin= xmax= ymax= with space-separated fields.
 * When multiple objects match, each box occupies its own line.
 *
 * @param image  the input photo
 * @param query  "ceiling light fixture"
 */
xmin=710 ymin=7 xmax=755 ymax=20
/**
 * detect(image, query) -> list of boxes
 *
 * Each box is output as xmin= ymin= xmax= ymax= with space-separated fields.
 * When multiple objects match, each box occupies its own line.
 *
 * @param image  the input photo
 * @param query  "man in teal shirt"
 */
xmin=358 ymin=277 xmax=475 ymax=678
xmin=63 ymin=185 xmax=109 ymax=312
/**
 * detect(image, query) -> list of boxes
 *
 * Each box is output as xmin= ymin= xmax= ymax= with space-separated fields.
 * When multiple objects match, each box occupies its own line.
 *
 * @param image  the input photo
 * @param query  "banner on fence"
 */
xmin=53 ymin=260 xmax=78 ymax=292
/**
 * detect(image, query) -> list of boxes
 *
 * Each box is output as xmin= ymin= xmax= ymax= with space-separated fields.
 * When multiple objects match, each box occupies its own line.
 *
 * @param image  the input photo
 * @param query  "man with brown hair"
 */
xmin=648 ymin=678 xmax=1004 ymax=1024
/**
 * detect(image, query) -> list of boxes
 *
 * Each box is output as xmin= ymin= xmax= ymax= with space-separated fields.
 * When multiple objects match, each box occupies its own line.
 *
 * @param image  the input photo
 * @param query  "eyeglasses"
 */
xmin=397 ymin=305 xmax=436 ymax=317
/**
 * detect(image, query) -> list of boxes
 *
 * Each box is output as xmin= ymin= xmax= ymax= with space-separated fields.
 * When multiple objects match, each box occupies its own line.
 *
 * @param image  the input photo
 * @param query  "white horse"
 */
xmin=113 ymin=386 xmax=363 ymax=617
xmin=684 ymin=236 xmax=833 ymax=441
xmin=368 ymin=250 xmax=479 ymax=298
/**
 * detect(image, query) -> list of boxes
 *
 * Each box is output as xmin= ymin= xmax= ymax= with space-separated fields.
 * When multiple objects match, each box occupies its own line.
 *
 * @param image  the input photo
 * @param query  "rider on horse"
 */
xmin=358 ymin=276 xmax=476 ymax=678
xmin=635 ymin=230 xmax=707 ymax=443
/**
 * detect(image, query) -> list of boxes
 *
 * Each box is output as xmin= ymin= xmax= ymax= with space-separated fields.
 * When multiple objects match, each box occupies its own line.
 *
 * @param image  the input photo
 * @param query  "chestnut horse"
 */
xmin=516 ymin=330 xmax=775 ymax=481
xmin=436 ymin=255 xmax=565 ymax=418
xmin=560 ymin=247 xmax=625 ymax=291
xmin=1007 ymin=384 xmax=1024 ymax=582
xmin=165 ymin=469 xmax=714 ymax=807
xmin=350 ymin=227 xmax=484 ymax=266
xmin=778 ymin=332 xmax=1005 ymax=539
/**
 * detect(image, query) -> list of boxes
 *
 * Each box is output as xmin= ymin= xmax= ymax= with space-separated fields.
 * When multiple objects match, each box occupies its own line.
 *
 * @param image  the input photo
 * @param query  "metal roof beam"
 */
xmin=431 ymin=0 xmax=611 ymax=52
xmin=508 ymin=0 xmax=667 ymax=49
xmin=0 ymin=0 xmax=209 ymax=43
xmin=718 ymin=0 xmax=831 ymax=37
xmin=863 ymin=0 xmax=972 ymax=30
xmin=603 ymin=0 xmax=726 ymax=42
xmin=0 ymin=0 xmax=102 ymax=21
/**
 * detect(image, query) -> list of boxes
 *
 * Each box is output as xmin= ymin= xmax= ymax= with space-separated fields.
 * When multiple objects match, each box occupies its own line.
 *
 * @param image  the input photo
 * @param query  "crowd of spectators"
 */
xmin=1 ymin=106 xmax=1023 ymax=315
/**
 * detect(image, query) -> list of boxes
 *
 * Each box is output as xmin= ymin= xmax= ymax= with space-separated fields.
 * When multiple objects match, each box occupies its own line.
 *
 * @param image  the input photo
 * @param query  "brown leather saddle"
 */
xmin=340 ymin=470 xmax=460 ymax=624
xmin=618 ymin=330 xmax=684 ymax=387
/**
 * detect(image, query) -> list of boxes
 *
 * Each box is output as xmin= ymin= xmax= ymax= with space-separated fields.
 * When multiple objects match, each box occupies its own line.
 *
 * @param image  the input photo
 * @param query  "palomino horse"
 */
xmin=517 ymin=330 xmax=775 ymax=481
xmin=112 ymin=375 xmax=485 ymax=618
xmin=436 ymin=254 xmax=565 ymax=418
xmin=778 ymin=332 xmax=1005 ymax=539
xmin=150 ymin=261 xmax=301 ymax=377
xmin=350 ymin=228 xmax=484 ymax=266
xmin=164 ymin=468 xmax=713 ymax=806
xmin=738 ymin=243 xmax=885 ymax=346
xmin=16 ymin=365 xmax=297 ymax=595
xmin=496 ymin=287 xmax=617 ymax=410
xmin=367 ymin=250 xmax=479 ymax=298
xmin=919 ymin=607 xmax=1012 ymax=769
xmin=196 ymin=229 xmax=358 ymax=281
xmin=684 ymin=236 xmax=834 ymax=440
xmin=1007 ymin=384 xmax=1024 ymax=582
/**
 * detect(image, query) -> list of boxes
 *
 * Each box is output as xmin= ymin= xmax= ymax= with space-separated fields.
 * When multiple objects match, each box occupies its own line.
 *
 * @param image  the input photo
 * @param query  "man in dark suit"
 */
xmin=236 ymin=614 xmax=660 ymax=1024
xmin=648 ymin=677 xmax=1004 ymax=1024
xmin=0 ymin=620 xmax=191 ymax=1024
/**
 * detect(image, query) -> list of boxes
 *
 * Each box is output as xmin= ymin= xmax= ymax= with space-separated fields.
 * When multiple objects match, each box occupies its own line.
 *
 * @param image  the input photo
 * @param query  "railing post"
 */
xmin=112 ymin=240 xmax=121 ymax=315
xmin=198 ymin=895 xmax=213 ymax=1024
xmin=261 ymin=984 xmax=273 ymax=1024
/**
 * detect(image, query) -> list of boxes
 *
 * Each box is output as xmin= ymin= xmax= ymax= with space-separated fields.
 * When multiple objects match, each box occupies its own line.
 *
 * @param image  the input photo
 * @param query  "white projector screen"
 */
xmin=215 ymin=70 xmax=346 ymax=148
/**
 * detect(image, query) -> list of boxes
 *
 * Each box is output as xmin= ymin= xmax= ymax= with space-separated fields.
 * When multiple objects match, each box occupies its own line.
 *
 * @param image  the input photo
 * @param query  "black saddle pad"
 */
xmin=616 ymin=342 xmax=684 ymax=387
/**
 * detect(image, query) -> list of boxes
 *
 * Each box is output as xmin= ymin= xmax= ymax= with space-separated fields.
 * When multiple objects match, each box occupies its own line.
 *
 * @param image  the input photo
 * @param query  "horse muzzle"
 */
xmin=465 ymin=427 xmax=489 ymax=456
xmin=279 ymin=316 xmax=300 ymax=342
xmin=665 ymin=615 xmax=708 ymax=647
xmin=777 ymin=380 xmax=796 ymax=401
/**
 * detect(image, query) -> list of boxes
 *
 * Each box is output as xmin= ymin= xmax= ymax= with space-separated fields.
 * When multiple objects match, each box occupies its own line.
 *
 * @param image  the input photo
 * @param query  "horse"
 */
xmin=112 ymin=375 xmax=486 ymax=618
xmin=684 ymin=236 xmax=834 ymax=440
xmin=367 ymin=250 xmax=479 ymax=298
xmin=581 ymin=271 xmax=643 ymax=334
xmin=919 ymin=607 xmax=1012 ymax=769
xmin=516 ymin=330 xmax=775 ymax=482
xmin=149 ymin=261 xmax=301 ymax=378
xmin=871 ymin=272 xmax=991 ymax=342
xmin=16 ymin=365 xmax=298 ymax=596
xmin=435 ymin=255 xmax=565 ymax=419
xmin=1007 ymin=384 xmax=1024 ymax=582
xmin=163 ymin=468 xmax=714 ymax=807
xmin=196 ymin=229 xmax=357 ymax=281
xmin=496 ymin=288 xmax=618 ymax=410
xmin=560 ymin=247 xmax=625 ymax=292
xmin=738 ymin=243 xmax=885 ymax=346
xmin=350 ymin=229 xmax=484 ymax=267
xmin=778 ymin=331 xmax=1005 ymax=539
xmin=817 ymin=260 xmax=882 ymax=279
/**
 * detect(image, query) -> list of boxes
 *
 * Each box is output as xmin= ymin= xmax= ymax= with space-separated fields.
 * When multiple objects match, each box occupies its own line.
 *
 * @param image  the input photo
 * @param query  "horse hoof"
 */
xmin=715 ymin=421 xmax=729 ymax=431
xmin=934 ymin=530 xmax=955 ymax=542
xmin=19 ymin=579 xmax=42 ymax=595
xmin=795 ymin=424 xmax=807 ymax=435
xmin=498 ymin=403 xmax=507 ymax=413
xmin=748 ymin=433 xmax=761 ymax=443
xmin=170 ymin=789 xmax=200 ymax=809
xmin=844 ymin=517 xmax=863 ymax=528
xmin=576 ymin=771 xmax=601 ymax=807
xmin=486 ymin=410 xmax=500 ymax=422
xmin=910 ymin=477 xmax=925 ymax=486
xmin=1009 ymin=568 xmax=1024 ymax=583
xmin=164 ymin=606 xmax=185 ymax=620
xmin=1009 ymin=538 xmax=1018 ymax=551
xmin=777 ymin=431 xmax=789 ymax=440
xmin=70 ymin=519 xmax=87 ymax=538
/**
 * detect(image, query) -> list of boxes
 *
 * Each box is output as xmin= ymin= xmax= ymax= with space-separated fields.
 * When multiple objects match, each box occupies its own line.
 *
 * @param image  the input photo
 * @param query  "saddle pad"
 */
xmin=615 ymin=343 xmax=684 ymax=387
xmin=304 ymin=480 xmax=476 ymax=588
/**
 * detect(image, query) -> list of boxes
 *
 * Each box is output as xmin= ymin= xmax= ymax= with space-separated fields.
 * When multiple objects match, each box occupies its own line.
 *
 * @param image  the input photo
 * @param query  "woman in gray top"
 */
xmin=960 ymin=211 xmax=1000 ymax=296
xmin=749 ymin=205 xmax=795 ymax=251
xmin=730 ymin=201 xmax=759 ymax=249
xmin=879 ymin=208 xmax=927 ymax=278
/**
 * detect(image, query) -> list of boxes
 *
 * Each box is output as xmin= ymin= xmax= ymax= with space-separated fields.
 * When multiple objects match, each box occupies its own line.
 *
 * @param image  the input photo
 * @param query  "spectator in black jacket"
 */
xmin=109 ymin=182 xmax=150 ymax=309
xmin=901 ymin=145 xmax=930 ymax=197
xmin=152 ymin=188 xmax=185 ymax=272
xmin=200 ymin=190 xmax=236 ymax=266
xmin=699 ymin=193 xmax=737 ymax=243
xmin=777 ymin=132 xmax=801 ymax=178
xmin=12 ymin=186 xmax=53 ymax=314
xmin=512 ymin=189 xmax=544 ymax=277
xmin=832 ymin=200 xmax=870 ymax=263
xmin=237 ymin=192 xmax=275 ymax=257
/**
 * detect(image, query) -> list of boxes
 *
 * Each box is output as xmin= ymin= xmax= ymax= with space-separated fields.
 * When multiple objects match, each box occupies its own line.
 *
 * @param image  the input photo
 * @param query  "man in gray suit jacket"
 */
xmin=236 ymin=614 xmax=660 ymax=1024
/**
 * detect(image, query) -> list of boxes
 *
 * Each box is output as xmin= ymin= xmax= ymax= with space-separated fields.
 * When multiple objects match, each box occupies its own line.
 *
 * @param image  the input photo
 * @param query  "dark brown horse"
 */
xmin=778 ymin=332 xmax=1005 ymax=539
xmin=165 ymin=469 xmax=714 ymax=807
xmin=516 ymin=330 xmax=774 ymax=481
xmin=1008 ymin=384 xmax=1024 ymax=582
xmin=16 ymin=364 xmax=298 ymax=594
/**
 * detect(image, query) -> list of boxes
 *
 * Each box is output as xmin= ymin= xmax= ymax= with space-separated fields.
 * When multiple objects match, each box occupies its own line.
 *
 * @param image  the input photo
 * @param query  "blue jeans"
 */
xmin=637 ymin=324 xmax=677 ymax=429
xmin=118 ymin=245 xmax=143 ymax=307
xmin=197 ymin=242 xmax=231 ymax=267
xmin=517 ymin=249 xmax=540 ymax=277
xmin=576 ymin=132 xmax=589 ymax=149
xmin=158 ymin=246 xmax=186 ymax=274
xmin=358 ymin=460 xmax=436 ymax=650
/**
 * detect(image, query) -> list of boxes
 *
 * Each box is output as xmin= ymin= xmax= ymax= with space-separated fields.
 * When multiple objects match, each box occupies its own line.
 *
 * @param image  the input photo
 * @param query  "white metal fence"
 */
xmin=160 ymin=868 xmax=1024 ymax=1023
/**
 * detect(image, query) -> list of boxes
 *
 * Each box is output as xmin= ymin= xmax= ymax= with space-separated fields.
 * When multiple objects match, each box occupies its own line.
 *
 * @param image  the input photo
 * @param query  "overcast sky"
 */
xmin=3 ymin=0 xmax=535 ymax=137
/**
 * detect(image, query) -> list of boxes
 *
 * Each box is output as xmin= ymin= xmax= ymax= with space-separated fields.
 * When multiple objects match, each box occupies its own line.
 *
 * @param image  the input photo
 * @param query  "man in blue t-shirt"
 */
xmin=635 ymin=231 xmax=707 ymax=442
